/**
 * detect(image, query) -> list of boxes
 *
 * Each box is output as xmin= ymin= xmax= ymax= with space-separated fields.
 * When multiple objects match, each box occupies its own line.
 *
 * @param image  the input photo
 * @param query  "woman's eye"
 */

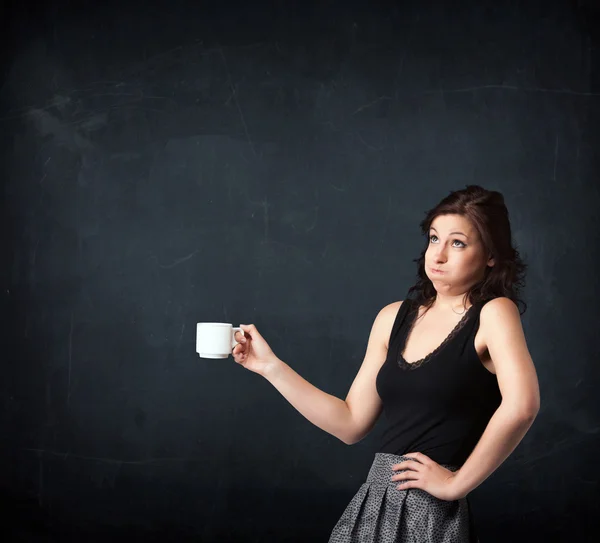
xmin=429 ymin=235 xmax=465 ymax=248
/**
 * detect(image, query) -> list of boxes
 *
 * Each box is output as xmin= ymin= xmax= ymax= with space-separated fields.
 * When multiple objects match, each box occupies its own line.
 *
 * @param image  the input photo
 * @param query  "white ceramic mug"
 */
xmin=196 ymin=323 xmax=245 ymax=359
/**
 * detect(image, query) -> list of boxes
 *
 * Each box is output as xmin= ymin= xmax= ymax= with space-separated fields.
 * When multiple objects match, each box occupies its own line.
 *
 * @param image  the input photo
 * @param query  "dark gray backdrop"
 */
xmin=2 ymin=0 xmax=599 ymax=541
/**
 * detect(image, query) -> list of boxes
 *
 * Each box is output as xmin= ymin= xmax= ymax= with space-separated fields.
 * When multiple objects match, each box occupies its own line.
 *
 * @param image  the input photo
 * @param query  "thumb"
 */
xmin=239 ymin=323 xmax=258 ymax=336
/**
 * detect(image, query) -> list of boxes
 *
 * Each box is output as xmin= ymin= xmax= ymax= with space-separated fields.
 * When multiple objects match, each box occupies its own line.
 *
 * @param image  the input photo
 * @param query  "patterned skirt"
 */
xmin=328 ymin=453 xmax=478 ymax=543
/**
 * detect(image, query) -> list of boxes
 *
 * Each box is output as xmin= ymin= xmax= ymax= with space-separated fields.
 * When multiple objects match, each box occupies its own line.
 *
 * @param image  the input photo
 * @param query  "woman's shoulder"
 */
xmin=479 ymin=297 xmax=522 ymax=334
xmin=376 ymin=300 xmax=404 ymax=323
xmin=480 ymin=296 xmax=519 ymax=315
xmin=375 ymin=300 xmax=407 ymax=349
xmin=380 ymin=299 xmax=411 ymax=317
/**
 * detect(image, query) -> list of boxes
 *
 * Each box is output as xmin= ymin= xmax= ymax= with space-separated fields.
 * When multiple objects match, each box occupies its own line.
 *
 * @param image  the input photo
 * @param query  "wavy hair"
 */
xmin=406 ymin=185 xmax=528 ymax=315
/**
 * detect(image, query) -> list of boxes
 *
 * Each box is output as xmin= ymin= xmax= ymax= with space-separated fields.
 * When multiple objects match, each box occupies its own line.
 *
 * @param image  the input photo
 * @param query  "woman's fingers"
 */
xmin=232 ymin=345 xmax=243 ymax=361
xmin=232 ymin=334 xmax=248 ymax=357
xmin=232 ymin=332 xmax=245 ymax=357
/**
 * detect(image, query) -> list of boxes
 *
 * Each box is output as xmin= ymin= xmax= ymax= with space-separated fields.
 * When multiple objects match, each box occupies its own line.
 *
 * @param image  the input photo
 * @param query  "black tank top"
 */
xmin=375 ymin=297 xmax=502 ymax=466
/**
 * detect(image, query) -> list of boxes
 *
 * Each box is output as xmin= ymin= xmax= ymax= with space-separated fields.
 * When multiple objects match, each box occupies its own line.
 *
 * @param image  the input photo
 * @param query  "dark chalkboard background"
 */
xmin=2 ymin=0 xmax=599 ymax=541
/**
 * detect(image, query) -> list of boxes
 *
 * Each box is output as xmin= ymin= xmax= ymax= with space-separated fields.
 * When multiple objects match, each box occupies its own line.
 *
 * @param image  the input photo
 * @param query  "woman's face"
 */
xmin=424 ymin=214 xmax=494 ymax=294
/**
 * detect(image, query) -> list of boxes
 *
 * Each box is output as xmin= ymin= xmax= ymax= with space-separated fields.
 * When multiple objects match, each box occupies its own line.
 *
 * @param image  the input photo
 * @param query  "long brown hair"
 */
xmin=406 ymin=185 xmax=528 ymax=315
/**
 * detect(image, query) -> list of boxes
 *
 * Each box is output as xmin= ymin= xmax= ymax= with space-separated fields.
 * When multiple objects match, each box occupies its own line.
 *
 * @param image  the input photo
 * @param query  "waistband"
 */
xmin=366 ymin=452 xmax=459 ymax=489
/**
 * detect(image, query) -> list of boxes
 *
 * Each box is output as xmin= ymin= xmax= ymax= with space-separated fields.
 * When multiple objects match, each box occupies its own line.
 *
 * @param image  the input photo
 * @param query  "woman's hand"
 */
xmin=391 ymin=452 xmax=465 ymax=501
xmin=232 ymin=324 xmax=279 ymax=377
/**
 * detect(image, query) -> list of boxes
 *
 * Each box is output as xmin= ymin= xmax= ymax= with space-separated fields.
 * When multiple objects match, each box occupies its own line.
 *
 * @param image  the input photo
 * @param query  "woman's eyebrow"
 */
xmin=430 ymin=227 xmax=468 ymax=238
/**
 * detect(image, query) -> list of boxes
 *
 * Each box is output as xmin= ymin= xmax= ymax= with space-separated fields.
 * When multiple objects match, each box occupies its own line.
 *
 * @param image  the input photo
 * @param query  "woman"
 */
xmin=231 ymin=185 xmax=540 ymax=542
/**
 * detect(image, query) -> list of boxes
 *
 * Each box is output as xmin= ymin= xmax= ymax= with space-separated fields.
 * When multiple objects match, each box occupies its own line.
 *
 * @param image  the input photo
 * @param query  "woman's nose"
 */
xmin=434 ymin=249 xmax=447 ymax=262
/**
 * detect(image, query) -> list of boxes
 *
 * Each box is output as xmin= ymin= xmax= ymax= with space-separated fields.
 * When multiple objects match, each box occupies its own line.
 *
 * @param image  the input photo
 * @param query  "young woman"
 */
xmin=231 ymin=185 xmax=540 ymax=542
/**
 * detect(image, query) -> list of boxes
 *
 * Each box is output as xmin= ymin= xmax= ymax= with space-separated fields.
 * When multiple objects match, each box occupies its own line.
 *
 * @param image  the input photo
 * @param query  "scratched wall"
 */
xmin=1 ymin=0 xmax=599 ymax=541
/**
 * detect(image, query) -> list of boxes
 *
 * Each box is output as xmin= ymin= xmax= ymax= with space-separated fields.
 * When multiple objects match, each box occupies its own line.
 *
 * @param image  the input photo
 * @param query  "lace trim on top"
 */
xmin=397 ymin=302 xmax=477 ymax=370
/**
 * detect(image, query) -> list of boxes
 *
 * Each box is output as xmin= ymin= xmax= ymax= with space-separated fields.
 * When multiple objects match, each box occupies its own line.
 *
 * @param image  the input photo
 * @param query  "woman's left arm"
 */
xmin=450 ymin=297 xmax=541 ymax=499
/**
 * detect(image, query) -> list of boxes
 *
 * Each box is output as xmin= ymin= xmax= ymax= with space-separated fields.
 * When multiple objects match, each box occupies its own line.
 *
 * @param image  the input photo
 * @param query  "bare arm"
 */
xmin=451 ymin=297 xmax=540 ymax=497
xmin=262 ymin=302 xmax=400 ymax=445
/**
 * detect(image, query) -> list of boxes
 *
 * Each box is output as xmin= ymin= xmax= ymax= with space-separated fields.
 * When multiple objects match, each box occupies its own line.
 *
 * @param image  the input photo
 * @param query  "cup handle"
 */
xmin=231 ymin=327 xmax=245 ymax=351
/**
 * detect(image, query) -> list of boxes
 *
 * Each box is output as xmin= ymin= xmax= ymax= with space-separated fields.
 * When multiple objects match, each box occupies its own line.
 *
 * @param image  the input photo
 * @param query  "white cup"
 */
xmin=196 ymin=323 xmax=245 ymax=359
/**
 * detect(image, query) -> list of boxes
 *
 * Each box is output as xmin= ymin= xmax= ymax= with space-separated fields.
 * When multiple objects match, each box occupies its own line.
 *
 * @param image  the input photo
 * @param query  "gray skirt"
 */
xmin=328 ymin=453 xmax=477 ymax=543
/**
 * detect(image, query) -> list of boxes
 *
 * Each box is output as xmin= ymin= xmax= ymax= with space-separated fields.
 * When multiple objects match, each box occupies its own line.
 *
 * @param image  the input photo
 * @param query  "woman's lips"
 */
xmin=431 ymin=268 xmax=445 ymax=274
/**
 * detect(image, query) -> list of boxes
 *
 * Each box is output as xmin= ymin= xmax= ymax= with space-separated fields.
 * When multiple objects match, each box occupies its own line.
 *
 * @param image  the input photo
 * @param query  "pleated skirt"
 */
xmin=328 ymin=453 xmax=478 ymax=543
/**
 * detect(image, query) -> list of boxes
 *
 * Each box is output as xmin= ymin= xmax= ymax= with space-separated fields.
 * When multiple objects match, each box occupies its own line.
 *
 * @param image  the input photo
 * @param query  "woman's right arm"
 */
xmin=262 ymin=301 xmax=400 ymax=445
